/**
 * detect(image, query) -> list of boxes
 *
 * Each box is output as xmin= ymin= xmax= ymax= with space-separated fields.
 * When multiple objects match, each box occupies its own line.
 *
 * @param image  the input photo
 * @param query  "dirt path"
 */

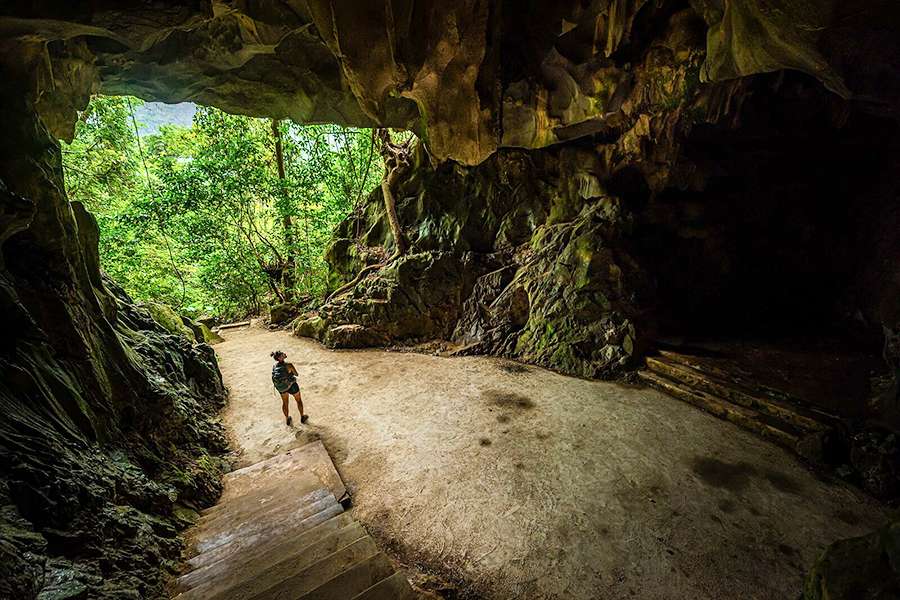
xmin=214 ymin=324 xmax=885 ymax=600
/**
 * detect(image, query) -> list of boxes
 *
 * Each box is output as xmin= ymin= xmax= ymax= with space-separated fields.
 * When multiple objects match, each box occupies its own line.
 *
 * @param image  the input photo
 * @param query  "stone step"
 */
xmin=351 ymin=571 xmax=420 ymax=600
xmin=243 ymin=536 xmax=381 ymax=600
xmin=177 ymin=522 xmax=369 ymax=600
xmin=646 ymin=355 xmax=829 ymax=433
xmin=187 ymin=502 xmax=344 ymax=571
xmin=190 ymin=490 xmax=338 ymax=557
xmin=296 ymin=552 xmax=396 ymax=600
xmin=638 ymin=370 xmax=800 ymax=450
xmin=177 ymin=512 xmax=357 ymax=593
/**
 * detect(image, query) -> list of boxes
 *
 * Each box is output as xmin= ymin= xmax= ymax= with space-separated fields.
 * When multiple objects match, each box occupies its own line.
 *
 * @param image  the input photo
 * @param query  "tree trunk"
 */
xmin=381 ymin=166 xmax=407 ymax=255
xmin=271 ymin=118 xmax=295 ymax=299
xmin=376 ymin=129 xmax=411 ymax=256
xmin=326 ymin=130 xmax=413 ymax=303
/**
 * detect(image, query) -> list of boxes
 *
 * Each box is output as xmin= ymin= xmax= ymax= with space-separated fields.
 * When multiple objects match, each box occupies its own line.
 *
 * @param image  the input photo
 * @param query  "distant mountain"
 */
xmin=133 ymin=102 xmax=196 ymax=135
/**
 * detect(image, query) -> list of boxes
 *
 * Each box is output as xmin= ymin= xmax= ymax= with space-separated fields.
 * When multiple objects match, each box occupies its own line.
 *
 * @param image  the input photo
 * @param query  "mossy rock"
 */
xmin=144 ymin=302 xmax=196 ymax=342
xmin=199 ymin=323 xmax=224 ymax=344
xmin=294 ymin=314 xmax=327 ymax=339
xmin=802 ymin=520 xmax=900 ymax=599
xmin=269 ymin=302 xmax=299 ymax=325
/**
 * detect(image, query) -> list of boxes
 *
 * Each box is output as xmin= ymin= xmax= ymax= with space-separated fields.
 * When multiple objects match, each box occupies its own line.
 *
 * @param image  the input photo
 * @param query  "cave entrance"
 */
xmin=61 ymin=95 xmax=381 ymax=323
xmin=631 ymin=76 xmax=899 ymax=424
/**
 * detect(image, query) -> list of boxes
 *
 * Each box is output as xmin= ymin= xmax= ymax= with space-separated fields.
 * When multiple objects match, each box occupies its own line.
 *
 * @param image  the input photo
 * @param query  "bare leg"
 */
xmin=293 ymin=390 xmax=306 ymax=422
xmin=280 ymin=392 xmax=291 ymax=425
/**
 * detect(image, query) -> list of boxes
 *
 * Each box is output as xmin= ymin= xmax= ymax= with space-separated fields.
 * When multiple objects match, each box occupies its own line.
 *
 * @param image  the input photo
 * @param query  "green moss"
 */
xmin=199 ymin=323 xmax=224 ymax=344
xmin=172 ymin=504 xmax=200 ymax=528
xmin=294 ymin=315 xmax=327 ymax=339
xmin=145 ymin=302 xmax=196 ymax=341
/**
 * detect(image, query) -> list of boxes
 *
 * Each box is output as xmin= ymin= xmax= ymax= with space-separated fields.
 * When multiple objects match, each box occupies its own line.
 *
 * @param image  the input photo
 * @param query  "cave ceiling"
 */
xmin=0 ymin=0 xmax=897 ymax=165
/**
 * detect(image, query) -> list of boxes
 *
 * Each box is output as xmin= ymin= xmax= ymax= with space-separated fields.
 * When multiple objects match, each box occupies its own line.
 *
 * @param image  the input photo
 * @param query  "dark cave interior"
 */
xmin=631 ymin=75 xmax=898 ymax=346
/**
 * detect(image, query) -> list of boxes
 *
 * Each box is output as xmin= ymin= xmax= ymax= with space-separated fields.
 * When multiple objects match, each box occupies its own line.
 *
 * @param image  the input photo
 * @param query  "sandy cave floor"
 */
xmin=213 ymin=324 xmax=886 ymax=600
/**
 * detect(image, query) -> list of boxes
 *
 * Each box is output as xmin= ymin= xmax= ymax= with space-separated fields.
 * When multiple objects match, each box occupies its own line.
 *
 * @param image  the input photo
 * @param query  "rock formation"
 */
xmin=297 ymin=144 xmax=653 ymax=377
xmin=300 ymin=70 xmax=900 ymax=381
xmin=1 ymin=1 xmax=900 ymax=598
xmin=2 ymin=1 xmax=898 ymax=162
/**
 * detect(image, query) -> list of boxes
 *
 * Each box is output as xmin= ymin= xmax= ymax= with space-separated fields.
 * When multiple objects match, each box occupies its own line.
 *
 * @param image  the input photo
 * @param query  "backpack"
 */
xmin=272 ymin=362 xmax=295 ymax=393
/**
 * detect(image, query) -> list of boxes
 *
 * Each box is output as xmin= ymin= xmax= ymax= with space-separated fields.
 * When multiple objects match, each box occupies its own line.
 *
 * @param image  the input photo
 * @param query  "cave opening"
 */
xmin=59 ymin=94 xmax=396 ymax=322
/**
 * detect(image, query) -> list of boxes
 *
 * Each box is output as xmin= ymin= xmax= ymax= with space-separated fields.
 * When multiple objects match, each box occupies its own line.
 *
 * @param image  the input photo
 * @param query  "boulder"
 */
xmin=802 ymin=520 xmax=900 ymax=599
xmin=143 ymin=302 xmax=196 ymax=341
xmin=269 ymin=302 xmax=299 ymax=326
xmin=198 ymin=322 xmax=224 ymax=345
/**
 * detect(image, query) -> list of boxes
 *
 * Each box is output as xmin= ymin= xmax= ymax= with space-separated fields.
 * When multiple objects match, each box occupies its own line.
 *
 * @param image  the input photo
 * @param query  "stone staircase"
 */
xmin=638 ymin=350 xmax=840 ymax=459
xmin=172 ymin=440 xmax=420 ymax=600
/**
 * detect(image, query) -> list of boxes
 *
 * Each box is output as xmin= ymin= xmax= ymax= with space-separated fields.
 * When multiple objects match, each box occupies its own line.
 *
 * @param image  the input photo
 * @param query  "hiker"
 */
xmin=271 ymin=350 xmax=308 ymax=426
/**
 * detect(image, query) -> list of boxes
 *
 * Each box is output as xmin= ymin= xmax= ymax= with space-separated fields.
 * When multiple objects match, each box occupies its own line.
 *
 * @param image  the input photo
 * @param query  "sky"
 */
xmin=133 ymin=101 xmax=197 ymax=134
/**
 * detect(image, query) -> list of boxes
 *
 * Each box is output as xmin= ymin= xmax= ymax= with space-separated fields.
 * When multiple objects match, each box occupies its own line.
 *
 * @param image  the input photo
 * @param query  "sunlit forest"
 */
xmin=62 ymin=96 xmax=384 ymax=319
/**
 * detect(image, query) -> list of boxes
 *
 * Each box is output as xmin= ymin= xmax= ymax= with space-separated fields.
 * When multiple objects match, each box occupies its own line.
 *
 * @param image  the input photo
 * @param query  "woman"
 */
xmin=271 ymin=350 xmax=308 ymax=426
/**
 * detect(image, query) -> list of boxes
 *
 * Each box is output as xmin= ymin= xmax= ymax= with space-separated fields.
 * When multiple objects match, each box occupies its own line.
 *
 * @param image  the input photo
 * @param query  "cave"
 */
xmin=628 ymin=72 xmax=900 ymax=422
xmin=2 ymin=2 xmax=900 ymax=599
xmin=634 ymin=75 xmax=894 ymax=338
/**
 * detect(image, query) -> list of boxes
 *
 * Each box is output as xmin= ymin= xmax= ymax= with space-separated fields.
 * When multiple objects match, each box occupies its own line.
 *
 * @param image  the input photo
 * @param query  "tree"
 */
xmin=325 ymin=128 xmax=414 ymax=302
xmin=61 ymin=95 xmax=385 ymax=318
xmin=376 ymin=128 xmax=414 ymax=255
xmin=271 ymin=118 xmax=297 ymax=298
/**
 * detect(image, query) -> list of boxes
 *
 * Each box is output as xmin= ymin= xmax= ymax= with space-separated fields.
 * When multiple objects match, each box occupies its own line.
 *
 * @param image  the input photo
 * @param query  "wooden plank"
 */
xmin=217 ymin=320 xmax=252 ymax=330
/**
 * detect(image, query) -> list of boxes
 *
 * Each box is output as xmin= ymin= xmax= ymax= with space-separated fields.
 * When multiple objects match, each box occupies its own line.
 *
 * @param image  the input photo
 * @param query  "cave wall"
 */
xmin=300 ymin=74 xmax=900 ymax=384
xmin=1 ymin=1 xmax=897 ymax=164
xmin=630 ymin=74 xmax=900 ymax=339
xmin=0 ymin=66 xmax=229 ymax=599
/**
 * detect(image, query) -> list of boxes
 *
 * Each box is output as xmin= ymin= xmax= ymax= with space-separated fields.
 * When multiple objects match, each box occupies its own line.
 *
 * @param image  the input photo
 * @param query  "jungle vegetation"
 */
xmin=62 ymin=95 xmax=384 ymax=319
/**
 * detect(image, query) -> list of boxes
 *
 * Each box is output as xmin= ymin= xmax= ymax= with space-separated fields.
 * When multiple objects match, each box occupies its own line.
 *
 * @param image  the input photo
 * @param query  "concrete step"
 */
xmin=177 ymin=512 xmax=357 ymax=593
xmin=187 ymin=501 xmax=344 ymax=571
xmin=243 ymin=536 xmax=381 ymax=600
xmin=638 ymin=369 xmax=800 ymax=449
xmin=296 ymin=552 xmax=396 ymax=600
xmin=178 ymin=522 xmax=369 ymax=600
xmin=351 ymin=571 xmax=420 ymax=600
xmin=654 ymin=352 xmax=837 ymax=430
xmin=190 ymin=490 xmax=338 ymax=557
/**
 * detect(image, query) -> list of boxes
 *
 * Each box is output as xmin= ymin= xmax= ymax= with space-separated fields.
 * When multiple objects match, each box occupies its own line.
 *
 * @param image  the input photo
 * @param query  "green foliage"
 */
xmin=62 ymin=96 xmax=384 ymax=319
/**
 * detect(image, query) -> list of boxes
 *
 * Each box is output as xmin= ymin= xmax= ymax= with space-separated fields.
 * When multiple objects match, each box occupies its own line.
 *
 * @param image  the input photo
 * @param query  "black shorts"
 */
xmin=285 ymin=382 xmax=300 ymax=395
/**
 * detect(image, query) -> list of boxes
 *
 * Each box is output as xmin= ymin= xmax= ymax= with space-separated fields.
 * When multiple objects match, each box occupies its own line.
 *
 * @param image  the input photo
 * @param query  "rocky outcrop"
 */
xmin=2 ymin=1 xmax=898 ymax=164
xmin=295 ymin=145 xmax=652 ymax=377
xmin=0 ymin=94 xmax=228 ymax=598
xmin=297 ymin=251 xmax=487 ymax=348
xmin=802 ymin=520 xmax=900 ymax=599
